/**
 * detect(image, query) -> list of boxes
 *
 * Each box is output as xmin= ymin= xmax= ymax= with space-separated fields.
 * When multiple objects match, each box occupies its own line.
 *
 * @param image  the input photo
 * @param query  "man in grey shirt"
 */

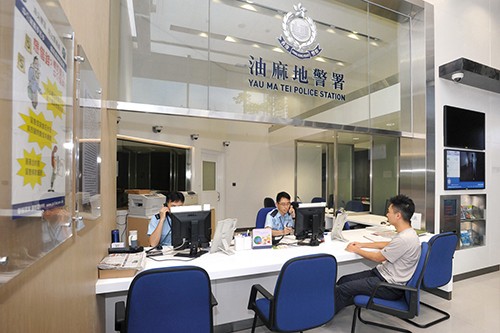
xmin=334 ymin=194 xmax=421 ymax=314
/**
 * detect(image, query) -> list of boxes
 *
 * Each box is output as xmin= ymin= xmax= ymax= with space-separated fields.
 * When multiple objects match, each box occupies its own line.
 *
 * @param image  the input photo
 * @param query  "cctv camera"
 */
xmin=222 ymin=141 xmax=230 ymax=147
xmin=451 ymin=72 xmax=464 ymax=83
xmin=152 ymin=126 xmax=163 ymax=133
xmin=117 ymin=116 xmax=121 ymax=124
xmin=190 ymin=134 xmax=199 ymax=140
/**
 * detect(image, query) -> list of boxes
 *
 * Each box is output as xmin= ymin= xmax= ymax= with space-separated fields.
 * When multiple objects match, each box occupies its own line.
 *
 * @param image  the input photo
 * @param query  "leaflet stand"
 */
xmin=331 ymin=211 xmax=349 ymax=242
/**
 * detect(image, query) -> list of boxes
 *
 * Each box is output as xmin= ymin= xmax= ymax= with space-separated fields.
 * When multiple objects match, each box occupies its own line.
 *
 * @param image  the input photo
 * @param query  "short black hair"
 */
xmin=167 ymin=191 xmax=185 ymax=203
xmin=389 ymin=194 xmax=415 ymax=224
xmin=276 ymin=191 xmax=291 ymax=204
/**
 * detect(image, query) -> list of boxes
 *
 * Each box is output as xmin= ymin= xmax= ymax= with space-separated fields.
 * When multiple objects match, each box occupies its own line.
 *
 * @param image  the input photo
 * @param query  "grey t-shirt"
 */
xmin=376 ymin=228 xmax=421 ymax=285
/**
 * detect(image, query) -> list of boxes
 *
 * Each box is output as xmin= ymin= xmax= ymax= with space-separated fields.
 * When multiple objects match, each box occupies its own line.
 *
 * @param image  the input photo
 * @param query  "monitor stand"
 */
xmin=174 ymin=243 xmax=208 ymax=258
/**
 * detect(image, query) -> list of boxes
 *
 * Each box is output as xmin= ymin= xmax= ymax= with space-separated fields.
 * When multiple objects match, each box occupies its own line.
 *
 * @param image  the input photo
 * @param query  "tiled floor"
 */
xmin=236 ymin=270 xmax=500 ymax=332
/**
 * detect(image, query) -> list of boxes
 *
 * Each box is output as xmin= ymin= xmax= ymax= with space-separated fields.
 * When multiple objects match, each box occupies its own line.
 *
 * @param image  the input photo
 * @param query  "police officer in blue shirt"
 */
xmin=147 ymin=191 xmax=184 ymax=247
xmin=265 ymin=191 xmax=295 ymax=237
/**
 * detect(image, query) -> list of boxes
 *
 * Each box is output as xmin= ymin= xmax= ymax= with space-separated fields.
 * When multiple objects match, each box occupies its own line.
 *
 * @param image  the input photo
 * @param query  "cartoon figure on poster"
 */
xmin=27 ymin=56 xmax=43 ymax=109
xmin=48 ymin=145 xmax=64 ymax=192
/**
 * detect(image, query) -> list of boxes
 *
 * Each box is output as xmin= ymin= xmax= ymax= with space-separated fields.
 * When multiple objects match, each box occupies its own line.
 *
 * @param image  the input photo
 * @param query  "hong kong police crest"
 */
xmin=278 ymin=3 xmax=322 ymax=60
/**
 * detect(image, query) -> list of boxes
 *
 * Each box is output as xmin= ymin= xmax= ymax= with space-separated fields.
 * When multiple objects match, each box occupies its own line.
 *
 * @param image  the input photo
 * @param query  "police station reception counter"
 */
xmin=96 ymin=228 xmax=433 ymax=333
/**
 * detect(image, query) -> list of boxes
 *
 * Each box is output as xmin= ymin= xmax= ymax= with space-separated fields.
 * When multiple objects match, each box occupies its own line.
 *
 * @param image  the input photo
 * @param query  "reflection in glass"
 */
xmin=1 ymin=0 xmax=74 ymax=286
xmin=115 ymin=0 xmax=414 ymax=131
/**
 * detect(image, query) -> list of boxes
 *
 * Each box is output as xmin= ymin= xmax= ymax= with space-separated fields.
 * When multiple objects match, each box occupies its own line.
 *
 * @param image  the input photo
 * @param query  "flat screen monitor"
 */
xmin=331 ymin=210 xmax=348 ymax=242
xmin=294 ymin=202 xmax=326 ymax=246
xmin=170 ymin=205 xmax=211 ymax=258
xmin=444 ymin=105 xmax=485 ymax=150
xmin=210 ymin=218 xmax=237 ymax=255
xmin=445 ymin=149 xmax=485 ymax=190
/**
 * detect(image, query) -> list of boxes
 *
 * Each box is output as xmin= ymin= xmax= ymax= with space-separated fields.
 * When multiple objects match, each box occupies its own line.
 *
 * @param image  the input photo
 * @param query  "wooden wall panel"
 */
xmin=0 ymin=0 xmax=114 ymax=331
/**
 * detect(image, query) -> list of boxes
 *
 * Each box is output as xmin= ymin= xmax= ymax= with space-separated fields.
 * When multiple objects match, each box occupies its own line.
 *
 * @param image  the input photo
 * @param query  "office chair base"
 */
xmin=401 ymin=301 xmax=450 ymax=328
xmin=352 ymin=306 xmax=412 ymax=333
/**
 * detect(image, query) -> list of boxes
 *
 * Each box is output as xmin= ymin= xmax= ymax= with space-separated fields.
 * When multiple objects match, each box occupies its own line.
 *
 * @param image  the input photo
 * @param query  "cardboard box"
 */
xmin=126 ymin=189 xmax=151 ymax=194
xmin=98 ymin=268 xmax=139 ymax=279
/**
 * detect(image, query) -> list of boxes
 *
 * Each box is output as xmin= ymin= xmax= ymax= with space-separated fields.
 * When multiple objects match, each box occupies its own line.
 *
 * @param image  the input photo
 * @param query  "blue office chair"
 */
xmin=311 ymin=197 xmax=325 ymax=203
xmin=115 ymin=266 xmax=217 ymax=333
xmin=248 ymin=253 xmax=337 ymax=333
xmin=345 ymin=200 xmax=364 ymax=212
xmin=256 ymin=207 xmax=275 ymax=228
xmin=264 ymin=197 xmax=276 ymax=208
xmin=403 ymin=232 xmax=458 ymax=328
xmin=351 ymin=241 xmax=430 ymax=333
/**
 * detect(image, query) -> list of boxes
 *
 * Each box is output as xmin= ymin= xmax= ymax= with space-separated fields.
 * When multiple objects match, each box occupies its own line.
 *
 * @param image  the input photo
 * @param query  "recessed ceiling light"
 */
xmin=225 ymin=36 xmax=236 ymax=42
xmin=273 ymin=47 xmax=284 ymax=53
xmin=252 ymin=44 xmax=260 ymax=48
xmin=315 ymin=57 xmax=325 ymax=62
xmin=199 ymin=32 xmax=208 ymax=38
xmin=337 ymin=62 xmax=344 ymax=66
xmin=242 ymin=4 xmax=256 ymax=11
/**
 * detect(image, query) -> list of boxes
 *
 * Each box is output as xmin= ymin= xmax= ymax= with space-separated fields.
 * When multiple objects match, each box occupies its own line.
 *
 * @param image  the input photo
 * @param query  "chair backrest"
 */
xmin=264 ymin=197 xmax=276 ymax=208
xmin=404 ymin=242 xmax=430 ymax=312
xmin=256 ymin=207 xmax=275 ymax=228
xmin=311 ymin=197 xmax=326 ymax=203
xmin=346 ymin=200 xmax=364 ymax=212
xmin=125 ymin=266 xmax=213 ymax=333
xmin=423 ymin=232 xmax=458 ymax=288
xmin=273 ymin=254 xmax=337 ymax=332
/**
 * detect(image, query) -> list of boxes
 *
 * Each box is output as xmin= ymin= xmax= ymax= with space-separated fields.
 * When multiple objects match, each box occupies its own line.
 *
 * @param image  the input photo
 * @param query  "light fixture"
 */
xmin=326 ymin=28 xmax=336 ymax=34
xmin=199 ymin=32 xmax=208 ymax=38
xmin=348 ymin=33 xmax=359 ymax=40
xmin=126 ymin=0 xmax=137 ymax=37
xmin=223 ymin=141 xmax=230 ymax=147
xmin=241 ymin=4 xmax=256 ymax=11
xmin=190 ymin=134 xmax=199 ymax=140
xmin=225 ymin=36 xmax=236 ymax=43
xmin=315 ymin=57 xmax=325 ymax=62
xmin=272 ymin=47 xmax=284 ymax=53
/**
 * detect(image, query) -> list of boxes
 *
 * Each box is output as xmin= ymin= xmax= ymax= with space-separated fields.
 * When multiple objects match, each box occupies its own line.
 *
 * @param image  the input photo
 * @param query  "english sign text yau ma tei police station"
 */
xmin=246 ymin=3 xmax=346 ymax=101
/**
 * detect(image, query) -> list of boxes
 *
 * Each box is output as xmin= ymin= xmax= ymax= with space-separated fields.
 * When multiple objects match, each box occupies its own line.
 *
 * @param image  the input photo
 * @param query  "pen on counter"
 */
xmin=363 ymin=235 xmax=376 ymax=242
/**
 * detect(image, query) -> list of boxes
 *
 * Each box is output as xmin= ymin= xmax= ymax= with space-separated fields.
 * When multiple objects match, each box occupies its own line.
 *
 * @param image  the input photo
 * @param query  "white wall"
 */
xmin=429 ymin=0 xmax=500 ymax=274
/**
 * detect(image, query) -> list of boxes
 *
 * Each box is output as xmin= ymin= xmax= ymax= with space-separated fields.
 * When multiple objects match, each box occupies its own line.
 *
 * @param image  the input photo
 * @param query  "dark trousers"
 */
xmin=334 ymin=268 xmax=404 ymax=314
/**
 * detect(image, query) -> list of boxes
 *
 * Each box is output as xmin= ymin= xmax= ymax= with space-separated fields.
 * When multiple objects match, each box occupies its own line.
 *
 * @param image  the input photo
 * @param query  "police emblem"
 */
xmin=278 ymin=3 xmax=322 ymax=60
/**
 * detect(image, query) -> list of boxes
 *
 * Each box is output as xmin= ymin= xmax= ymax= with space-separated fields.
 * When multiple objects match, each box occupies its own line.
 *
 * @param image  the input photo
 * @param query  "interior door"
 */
xmin=201 ymin=150 xmax=225 ymax=224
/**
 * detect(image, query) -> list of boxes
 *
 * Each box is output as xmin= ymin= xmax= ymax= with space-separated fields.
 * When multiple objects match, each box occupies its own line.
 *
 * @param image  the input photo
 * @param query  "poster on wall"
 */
xmin=11 ymin=0 xmax=68 ymax=218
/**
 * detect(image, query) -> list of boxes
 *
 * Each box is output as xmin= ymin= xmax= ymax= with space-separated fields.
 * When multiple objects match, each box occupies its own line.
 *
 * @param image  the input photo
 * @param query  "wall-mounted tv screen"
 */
xmin=445 ymin=149 xmax=485 ymax=190
xmin=444 ymin=105 xmax=485 ymax=150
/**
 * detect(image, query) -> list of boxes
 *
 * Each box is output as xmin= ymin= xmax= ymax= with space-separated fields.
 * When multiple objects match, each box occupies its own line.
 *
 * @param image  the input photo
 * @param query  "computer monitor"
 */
xmin=170 ymin=205 xmax=211 ymax=258
xmin=210 ymin=218 xmax=237 ymax=255
xmin=294 ymin=202 xmax=326 ymax=246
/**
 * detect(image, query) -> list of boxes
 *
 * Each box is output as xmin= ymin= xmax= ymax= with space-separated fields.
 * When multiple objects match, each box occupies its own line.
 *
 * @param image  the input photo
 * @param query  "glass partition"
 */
xmin=75 ymin=45 xmax=102 ymax=223
xmin=372 ymin=135 xmax=399 ymax=215
xmin=113 ymin=0 xmax=414 ymax=132
xmin=0 ymin=0 xmax=74 ymax=286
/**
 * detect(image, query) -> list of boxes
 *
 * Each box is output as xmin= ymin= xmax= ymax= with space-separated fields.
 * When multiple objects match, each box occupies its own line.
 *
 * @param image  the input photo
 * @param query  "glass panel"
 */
xmin=203 ymin=161 xmax=216 ymax=191
xmin=368 ymin=3 xmax=411 ymax=132
xmin=0 ymin=0 xmax=74 ymax=286
xmin=337 ymin=132 xmax=371 ymax=210
xmin=296 ymin=142 xmax=326 ymax=203
xmin=372 ymin=136 xmax=399 ymax=215
xmin=75 ymin=45 xmax=102 ymax=222
xmin=114 ymin=0 xmax=413 ymax=131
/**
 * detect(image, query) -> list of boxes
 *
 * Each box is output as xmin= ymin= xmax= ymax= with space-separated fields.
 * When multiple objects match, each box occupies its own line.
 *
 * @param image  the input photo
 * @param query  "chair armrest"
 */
xmin=115 ymin=301 xmax=125 ymax=333
xmin=211 ymin=292 xmax=218 ymax=307
xmin=247 ymin=284 xmax=274 ymax=310
xmin=365 ymin=282 xmax=419 ymax=318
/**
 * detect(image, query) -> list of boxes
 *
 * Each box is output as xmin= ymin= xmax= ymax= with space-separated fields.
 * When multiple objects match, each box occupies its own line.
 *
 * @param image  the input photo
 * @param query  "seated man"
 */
xmin=147 ymin=191 xmax=184 ymax=247
xmin=265 ymin=191 xmax=295 ymax=237
xmin=335 ymin=194 xmax=421 ymax=314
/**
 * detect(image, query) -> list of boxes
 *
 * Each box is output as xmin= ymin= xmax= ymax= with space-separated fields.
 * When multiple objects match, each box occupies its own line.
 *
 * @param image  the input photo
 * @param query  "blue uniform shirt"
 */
xmin=147 ymin=215 xmax=172 ymax=246
xmin=264 ymin=209 xmax=294 ymax=230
